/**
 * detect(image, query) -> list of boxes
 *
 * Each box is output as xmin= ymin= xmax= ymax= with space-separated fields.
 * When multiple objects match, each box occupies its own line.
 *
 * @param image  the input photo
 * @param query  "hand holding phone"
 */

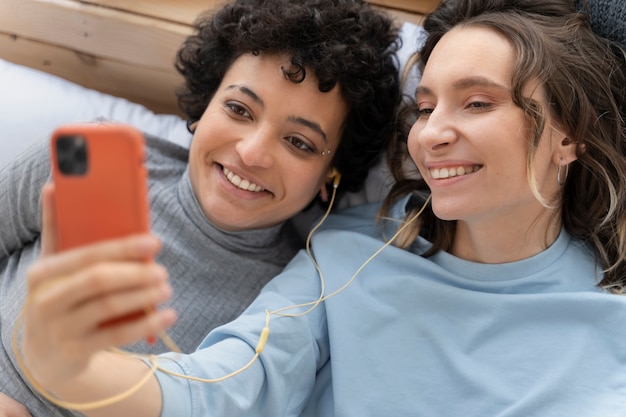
xmin=50 ymin=123 xmax=157 ymax=342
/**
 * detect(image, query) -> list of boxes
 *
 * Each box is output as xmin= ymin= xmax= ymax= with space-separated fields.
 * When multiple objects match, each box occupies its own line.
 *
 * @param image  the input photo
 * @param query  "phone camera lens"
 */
xmin=56 ymin=135 xmax=89 ymax=175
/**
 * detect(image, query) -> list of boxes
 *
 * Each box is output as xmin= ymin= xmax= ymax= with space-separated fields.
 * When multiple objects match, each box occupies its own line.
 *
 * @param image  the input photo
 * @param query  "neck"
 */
xmin=451 ymin=210 xmax=561 ymax=264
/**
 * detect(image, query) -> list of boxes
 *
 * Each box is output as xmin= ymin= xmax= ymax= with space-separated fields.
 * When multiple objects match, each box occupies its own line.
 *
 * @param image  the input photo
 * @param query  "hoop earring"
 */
xmin=186 ymin=119 xmax=197 ymax=134
xmin=557 ymin=158 xmax=569 ymax=186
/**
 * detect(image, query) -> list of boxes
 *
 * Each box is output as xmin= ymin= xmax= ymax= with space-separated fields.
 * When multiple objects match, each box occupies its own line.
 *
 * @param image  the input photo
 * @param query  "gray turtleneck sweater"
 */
xmin=0 ymin=133 xmax=302 ymax=417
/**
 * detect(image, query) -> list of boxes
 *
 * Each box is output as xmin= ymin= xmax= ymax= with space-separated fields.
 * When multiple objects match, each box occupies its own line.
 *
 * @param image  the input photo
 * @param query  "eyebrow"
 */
xmin=287 ymin=116 xmax=327 ymax=142
xmin=226 ymin=84 xmax=328 ymax=142
xmin=226 ymin=84 xmax=264 ymax=106
xmin=416 ymin=76 xmax=510 ymax=97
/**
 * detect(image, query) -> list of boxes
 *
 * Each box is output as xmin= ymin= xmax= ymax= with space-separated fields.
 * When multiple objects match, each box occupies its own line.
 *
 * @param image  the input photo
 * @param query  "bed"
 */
xmin=0 ymin=0 xmax=434 ymax=201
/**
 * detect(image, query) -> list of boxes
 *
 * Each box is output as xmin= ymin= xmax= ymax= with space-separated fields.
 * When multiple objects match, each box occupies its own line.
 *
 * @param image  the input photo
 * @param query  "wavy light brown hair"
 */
xmin=381 ymin=0 xmax=626 ymax=292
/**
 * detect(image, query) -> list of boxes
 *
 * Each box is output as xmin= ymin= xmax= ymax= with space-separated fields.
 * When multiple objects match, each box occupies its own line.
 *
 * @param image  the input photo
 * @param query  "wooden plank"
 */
xmin=367 ymin=0 xmax=440 ymax=14
xmin=78 ymin=0 xmax=223 ymax=25
xmin=0 ymin=0 xmax=191 ymax=70
xmin=376 ymin=6 xmax=426 ymax=25
xmin=0 ymin=33 xmax=183 ymax=115
xmin=80 ymin=0 xmax=433 ymax=25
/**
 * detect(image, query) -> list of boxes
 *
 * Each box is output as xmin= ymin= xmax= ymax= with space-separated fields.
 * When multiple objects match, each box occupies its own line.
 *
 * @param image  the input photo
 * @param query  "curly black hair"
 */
xmin=175 ymin=0 xmax=401 ymax=196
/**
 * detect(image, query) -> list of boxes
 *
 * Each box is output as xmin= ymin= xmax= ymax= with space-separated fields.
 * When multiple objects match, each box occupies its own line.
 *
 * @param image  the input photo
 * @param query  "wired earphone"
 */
xmin=13 ymin=168 xmax=431 ymax=411
xmin=329 ymin=167 xmax=341 ymax=188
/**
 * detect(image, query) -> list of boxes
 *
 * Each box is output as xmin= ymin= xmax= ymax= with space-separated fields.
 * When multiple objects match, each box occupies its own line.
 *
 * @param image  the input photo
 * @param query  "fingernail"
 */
xmin=138 ymin=234 xmax=160 ymax=252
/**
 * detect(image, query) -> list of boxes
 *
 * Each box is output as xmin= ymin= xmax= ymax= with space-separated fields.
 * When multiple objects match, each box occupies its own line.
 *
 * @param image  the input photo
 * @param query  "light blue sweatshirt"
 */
xmin=155 ymin=198 xmax=626 ymax=416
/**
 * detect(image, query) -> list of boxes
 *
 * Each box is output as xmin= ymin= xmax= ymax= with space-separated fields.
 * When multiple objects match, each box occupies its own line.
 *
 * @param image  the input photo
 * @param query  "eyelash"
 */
xmin=417 ymin=107 xmax=433 ymax=117
xmin=224 ymin=101 xmax=317 ymax=154
xmin=225 ymin=102 xmax=251 ymax=119
xmin=414 ymin=102 xmax=433 ymax=118
xmin=415 ymin=100 xmax=492 ymax=118
xmin=285 ymin=136 xmax=315 ymax=153
xmin=466 ymin=101 xmax=491 ymax=110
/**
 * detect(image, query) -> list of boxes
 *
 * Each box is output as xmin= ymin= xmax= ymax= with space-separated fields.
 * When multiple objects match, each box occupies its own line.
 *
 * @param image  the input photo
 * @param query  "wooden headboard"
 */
xmin=0 ymin=0 xmax=439 ymax=115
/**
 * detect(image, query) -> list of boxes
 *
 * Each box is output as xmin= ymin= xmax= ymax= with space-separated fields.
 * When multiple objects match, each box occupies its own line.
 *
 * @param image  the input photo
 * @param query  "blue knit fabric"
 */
xmin=579 ymin=0 xmax=626 ymax=49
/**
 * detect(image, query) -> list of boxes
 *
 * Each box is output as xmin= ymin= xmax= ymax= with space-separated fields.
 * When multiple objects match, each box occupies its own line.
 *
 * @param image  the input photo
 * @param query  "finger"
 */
xmin=0 ymin=393 xmax=32 ymax=417
xmin=74 ymin=307 xmax=177 ymax=353
xmin=30 ymin=261 xmax=169 ymax=324
xmin=39 ymin=183 xmax=58 ymax=257
xmin=24 ymin=263 xmax=174 ymax=359
xmin=59 ymin=270 xmax=173 ymax=340
xmin=27 ymin=234 xmax=162 ymax=292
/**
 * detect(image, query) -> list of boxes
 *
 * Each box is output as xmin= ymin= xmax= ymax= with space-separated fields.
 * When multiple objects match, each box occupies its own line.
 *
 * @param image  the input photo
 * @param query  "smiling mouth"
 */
xmin=430 ymin=165 xmax=482 ymax=179
xmin=222 ymin=167 xmax=265 ymax=192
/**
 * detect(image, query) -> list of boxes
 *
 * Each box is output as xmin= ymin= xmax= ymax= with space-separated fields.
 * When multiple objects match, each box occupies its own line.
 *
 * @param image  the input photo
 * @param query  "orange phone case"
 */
xmin=51 ymin=123 xmax=155 ymax=341
xmin=50 ymin=123 xmax=150 ymax=251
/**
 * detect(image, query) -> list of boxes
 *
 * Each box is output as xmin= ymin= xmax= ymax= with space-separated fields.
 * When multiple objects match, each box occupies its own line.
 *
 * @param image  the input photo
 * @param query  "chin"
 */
xmin=430 ymin=201 xmax=464 ymax=222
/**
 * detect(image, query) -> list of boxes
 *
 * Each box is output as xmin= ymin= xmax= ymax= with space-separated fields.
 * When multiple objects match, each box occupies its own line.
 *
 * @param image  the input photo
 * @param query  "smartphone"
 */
xmin=50 ymin=123 xmax=150 ymax=252
xmin=51 ymin=123 xmax=156 ymax=340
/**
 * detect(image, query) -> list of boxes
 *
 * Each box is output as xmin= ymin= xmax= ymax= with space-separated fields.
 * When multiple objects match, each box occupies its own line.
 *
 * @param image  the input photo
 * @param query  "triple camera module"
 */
xmin=55 ymin=135 xmax=89 ymax=176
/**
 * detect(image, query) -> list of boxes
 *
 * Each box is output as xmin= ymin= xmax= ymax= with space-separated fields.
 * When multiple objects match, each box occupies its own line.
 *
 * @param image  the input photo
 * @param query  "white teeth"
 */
xmin=223 ymin=167 xmax=264 ymax=192
xmin=431 ymin=165 xmax=479 ymax=179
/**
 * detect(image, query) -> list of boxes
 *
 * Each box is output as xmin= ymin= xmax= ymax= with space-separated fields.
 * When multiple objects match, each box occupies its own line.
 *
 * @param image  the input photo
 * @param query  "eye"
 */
xmin=417 ymin=107 xmax=434 ymax=119
xmin=225 ymin=102 xmax=252 ymax=119
xmin=466 ymin=100 xmax=493 ymax=111
xmin=285 ymin=136 xmax=315 ymax=153
xmin=415 ymin=99 xmax=435 ymax=119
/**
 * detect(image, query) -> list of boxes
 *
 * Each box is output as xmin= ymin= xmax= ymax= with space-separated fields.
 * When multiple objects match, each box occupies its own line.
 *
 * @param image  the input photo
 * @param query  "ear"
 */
xmin=551 ymin=132 xmax=578 ymax=167
xmin=318 ymin=167 xmax=340 ymax=203
xmin=550 ymin=118 xmax=578 ymax=166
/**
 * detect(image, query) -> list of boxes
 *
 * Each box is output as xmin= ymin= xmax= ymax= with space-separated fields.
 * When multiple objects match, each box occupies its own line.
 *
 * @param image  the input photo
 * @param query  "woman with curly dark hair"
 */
xmin=0 ymin=0 xmax=401 ymax=416
xmin=176 ymin=0 xmax=401 ymax=195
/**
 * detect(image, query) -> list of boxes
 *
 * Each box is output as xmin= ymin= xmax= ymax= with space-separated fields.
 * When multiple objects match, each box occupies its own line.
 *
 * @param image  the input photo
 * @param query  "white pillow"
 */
xmin=0 ymin=58 xmax=191 ymax=170
xmin=397 ymin=21 xmax=426 ymax=105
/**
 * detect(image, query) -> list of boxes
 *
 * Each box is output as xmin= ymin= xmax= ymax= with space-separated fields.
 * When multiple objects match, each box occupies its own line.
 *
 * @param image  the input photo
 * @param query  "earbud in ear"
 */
xmin=329 ymin=168 xmax=341 ymax=188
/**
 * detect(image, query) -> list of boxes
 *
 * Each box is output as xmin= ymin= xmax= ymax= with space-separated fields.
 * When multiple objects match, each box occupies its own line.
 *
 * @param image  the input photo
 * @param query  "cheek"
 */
xmin=186 ymin=139 xmax=204 ymax=175
xmin=285 ymin=165 xmax=327 ymax=202
xmin=187 ymin=118 xmax=228 ymax=165
xmin=298 ymin=169 xmax=325 ymax=194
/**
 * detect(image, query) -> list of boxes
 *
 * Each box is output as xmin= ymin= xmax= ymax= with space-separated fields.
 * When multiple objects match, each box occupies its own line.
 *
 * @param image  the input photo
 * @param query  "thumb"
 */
xmin=40 ymin=183 xmax=58 ymax=257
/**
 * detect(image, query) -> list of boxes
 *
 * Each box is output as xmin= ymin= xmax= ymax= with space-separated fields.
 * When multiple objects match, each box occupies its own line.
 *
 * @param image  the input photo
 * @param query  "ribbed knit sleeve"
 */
xmin=0 ymin=138 xmax=50 ymax=259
